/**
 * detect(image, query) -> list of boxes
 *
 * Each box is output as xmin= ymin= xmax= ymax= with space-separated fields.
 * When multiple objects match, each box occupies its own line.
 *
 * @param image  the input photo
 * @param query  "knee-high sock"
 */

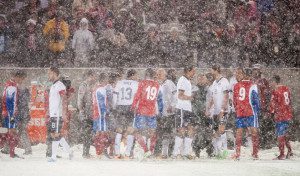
xmin=252 ymin=133 xmax=259 ymax=157
xmin=162 ymin=139 xmax=170 ymax=156
xmin=212 ymin=137 xmax=219 ymax=155
xmin=8 ymin=133 xmax=18 ymax=157
xmin=173 ymin=136 xmax=183 ymax=156
xmin=278 ymin=136 xmax=285 ymax=156
xmin=51 ymin=140 xmax=60 ymax=160
xmin=125 ymin=135 xmax=134 ymax=156
xmin=220 ymin=133 xmax=227 ymax=150
xmin=150 ymin=135 xmax=157 ymax=153
xmin=183 ymin=137 xmax=193 ymax=156
xmin=59 ymin=137 xmax=70 ymax=154
xmin=285 ymin=136 xmax=292 ymax=153
xmin=114 ymin=133 xmax=122 ymax=156
xmin=235 ymin=133 xmax=242 ymax=157
xmin=136 ymin=135 xmax=148 ymax=153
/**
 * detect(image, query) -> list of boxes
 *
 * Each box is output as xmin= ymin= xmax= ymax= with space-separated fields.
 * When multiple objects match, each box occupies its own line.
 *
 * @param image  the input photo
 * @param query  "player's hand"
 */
xmin=167 ymin=107 xmax=173 ymax=114
xmin=218 ymin=111 xmax=224 ymax=119
xmin=205 ymin=111 xmax=210 ymax=118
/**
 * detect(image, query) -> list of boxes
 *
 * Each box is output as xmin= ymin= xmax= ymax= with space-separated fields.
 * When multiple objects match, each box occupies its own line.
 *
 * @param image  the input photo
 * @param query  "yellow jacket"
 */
xmin=43 ymin=19 xmax=70 ymax=52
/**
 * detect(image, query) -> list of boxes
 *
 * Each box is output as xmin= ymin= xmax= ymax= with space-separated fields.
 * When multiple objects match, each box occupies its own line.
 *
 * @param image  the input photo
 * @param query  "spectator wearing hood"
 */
xmin=72 ymin=18 xmax=95 ymax=67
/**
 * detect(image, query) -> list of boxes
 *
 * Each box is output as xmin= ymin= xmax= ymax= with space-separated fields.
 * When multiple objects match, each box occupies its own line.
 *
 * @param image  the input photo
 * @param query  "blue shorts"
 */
xmin=93 ymin=118 xmax=108 ymax=132
xmin=3 ymin=117 xmax=18 ymax=129
xmin=276 ymin=121 xmax=289 ymax=137
xmin=134 ymin=116 xmax=157 ymax=130
xmin=236 ymin=116 xmax=258 ymax=129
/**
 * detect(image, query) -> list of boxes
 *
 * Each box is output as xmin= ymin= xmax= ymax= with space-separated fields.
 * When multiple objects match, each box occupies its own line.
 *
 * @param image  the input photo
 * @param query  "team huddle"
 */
xmin=0 ymin=65 xmax=294 ymax=161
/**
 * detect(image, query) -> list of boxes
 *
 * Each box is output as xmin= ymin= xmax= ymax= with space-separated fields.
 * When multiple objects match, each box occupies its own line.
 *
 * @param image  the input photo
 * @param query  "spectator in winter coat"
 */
xmin=17 ymin=19 xmax=42 ymax=67
xmin=162 ymin=26 xmax=187 ymax=67
xmin=43 ymin=9 xmax=70 ymax=66
xmin=72 ymin=0 xmax=94 ymax=17
xmin=0 ymin=15 xmax=10 ymax=55
xmin=72 ymin=18 xmax=95 ymax=67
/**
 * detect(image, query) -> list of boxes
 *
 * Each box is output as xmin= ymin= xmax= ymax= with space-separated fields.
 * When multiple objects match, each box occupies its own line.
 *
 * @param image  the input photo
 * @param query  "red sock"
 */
xmin=278 ymin=136 xmax=285 ymax=156
xmin=252 ymin=134 xmax=259 ymax=157
xmin=149 ymin=135 xmax=157 ymax=153
xmin=235 ymin=133 xmax=242 ymax=157
xmin=285 ymin=136 xmax=292 ymax=153
xmin=8 ymin=133 xmax=18 ymax=157
xmin=136 ymin=135 xmax=148 ymax=153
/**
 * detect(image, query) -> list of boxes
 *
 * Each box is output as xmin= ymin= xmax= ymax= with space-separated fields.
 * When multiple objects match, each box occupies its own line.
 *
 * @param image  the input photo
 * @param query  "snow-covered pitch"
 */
xmin=1 ymin=142 xmax=300 ymax=176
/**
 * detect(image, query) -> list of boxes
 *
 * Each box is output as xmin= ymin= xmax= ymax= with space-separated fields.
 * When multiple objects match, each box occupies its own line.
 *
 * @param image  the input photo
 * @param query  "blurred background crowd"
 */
xmin=0 ymin=0 xmax=299 ymax=68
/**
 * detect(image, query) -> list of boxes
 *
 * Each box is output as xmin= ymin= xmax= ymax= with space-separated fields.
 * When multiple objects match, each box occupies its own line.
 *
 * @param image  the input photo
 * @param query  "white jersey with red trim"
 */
xmin=211 ymin=77 xmax=230 ymax=115
xmin=49 ymin=80 xmax=66 ymax=118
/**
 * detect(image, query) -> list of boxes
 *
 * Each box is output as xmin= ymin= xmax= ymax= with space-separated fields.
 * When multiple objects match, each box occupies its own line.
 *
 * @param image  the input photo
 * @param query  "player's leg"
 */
xmin=183 ymin=124 xmax=195 ymax=159
xmin=161 ymin=115 xmax=174 ymax=158
xmin=146 ymin=117 xmax=157 ymax=155
xmin=123 ymin=109 xmax=135 ymax=158
xmin=172 ymin=109 xmax=185 ymax=158
xmin=274 ymin=121 xmax=290 ymax=160
xmin=114 ymin=109 xmax=124 ymax=158
xmin=232 ymin=117 xmax=245 ymax=160
xmin=59 ymin=137 xmax=73 ymax=160
xmin=134 ymin=116 xmax=148 ymax=153
xmin=7 ymin=129 xmax=19 ymax=158
xmin=285 ymin=121 xmax=293 ymax=159
xmin=124 ymin=126 xmax=135 ymax=158
xmin=249 ymin=115 xmax=259 ymax=159
xmin=82 ymin=119 xmax=93 ymax=158
xmin=114 ymin=127 xmax=123 ymax=158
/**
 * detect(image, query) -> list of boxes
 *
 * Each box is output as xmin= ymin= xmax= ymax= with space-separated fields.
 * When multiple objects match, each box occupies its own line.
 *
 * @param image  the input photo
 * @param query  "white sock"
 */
xmin=51 ymin=141 xmax=60 ymax=160
xmin=114 ymin=133 xmax=122 ymax=156
xmin=212 ymin=137 xmax=219 ymax=155
xmin=125 ymin=135 xmax=134 ymax=156
xmin=59 ymin=137 xmax=71 ymax=154
xmin=162 ymin=139 xmax=169 ymax=156
xmin=183 ymin=137 xmax=193 ymax=156
xmin=220 ymin=133 xmax=227 ymax=150
xmin=173 ymin=136 xmax=183 ymax=156
xmin=246 ymin=136 xmax=252 ymax=147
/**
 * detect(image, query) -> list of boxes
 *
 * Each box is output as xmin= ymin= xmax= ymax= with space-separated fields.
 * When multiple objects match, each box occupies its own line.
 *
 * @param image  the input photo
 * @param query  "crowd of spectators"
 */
xmin=0 ymin=0 xmax=299 ymax=68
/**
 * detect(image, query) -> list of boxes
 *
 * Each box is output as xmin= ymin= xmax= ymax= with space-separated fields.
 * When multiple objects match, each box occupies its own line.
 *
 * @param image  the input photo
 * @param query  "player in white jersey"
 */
xmin=173 ymin=65 xmax=197 ymax=159
xmin=113 ymin=69 xmax=139 ymax=159
xmin=206 ymin=65 xmax=230 ymax=157
xmin=47 ymin=67 xmax=73 ymax=162
xmin=156 ymin=69 xmax=177 ymax=158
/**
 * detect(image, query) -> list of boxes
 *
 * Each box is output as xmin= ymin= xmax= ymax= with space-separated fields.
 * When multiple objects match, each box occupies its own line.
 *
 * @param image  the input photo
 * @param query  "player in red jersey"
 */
xmin=269 ymin=75 xmax=293 ymax=160
xmin=131 ymin=68 xmax=163 ymax=157
xmin=232 ymin=68 xmax=260 ymax=160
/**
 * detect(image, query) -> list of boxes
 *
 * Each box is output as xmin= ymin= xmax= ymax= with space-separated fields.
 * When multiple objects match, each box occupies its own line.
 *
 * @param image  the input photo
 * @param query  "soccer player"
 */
xmin=232 ymin=68 xmax=260 ymax=160
xmin=206 ymin=65 xmax=230 ymax=157
xmin=113 ymin=69 xmax=139 ymax=159
xmin=156 ymin=68 xmax=177 ymax=158
xmin=269 ymin=75 xmax=293 ymax=160
xmin=47 ymin=67 xmax=73 ymax=162
xmin=131 ymin=68 xmax=163 ymax=157
xmin=252 ymin=64 xmax=273 ymax=149
xmin=78 ymin=70 xmax=96 ymax=158
xmin=172 ymin=65 xmax=196 ymax=159
xmin=2 ymin=70 xmax=27 ymax=158
xmin=92 ymin=73 xmax=111 ymax=158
